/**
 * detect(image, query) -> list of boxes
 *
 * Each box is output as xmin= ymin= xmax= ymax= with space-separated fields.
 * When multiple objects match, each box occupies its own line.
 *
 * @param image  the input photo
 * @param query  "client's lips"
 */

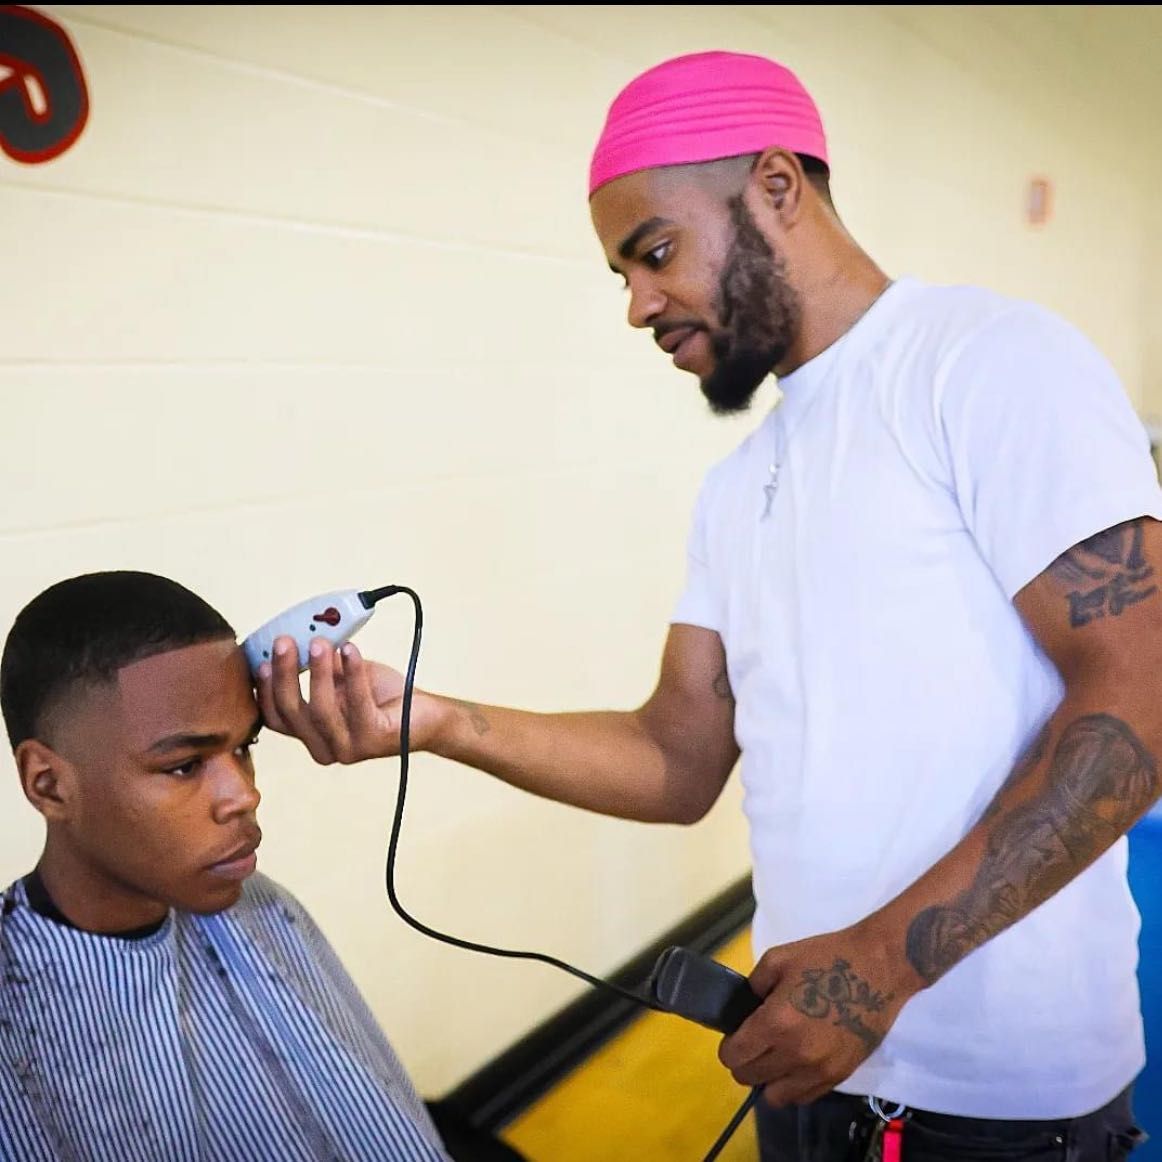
xmin=208 ymin=830 xmax=262 ymax=879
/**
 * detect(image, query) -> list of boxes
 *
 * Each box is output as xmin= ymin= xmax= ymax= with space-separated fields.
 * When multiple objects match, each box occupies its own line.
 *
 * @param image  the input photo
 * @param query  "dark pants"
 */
xmin=755 ymin=1086 xmax=1146 ymax=1161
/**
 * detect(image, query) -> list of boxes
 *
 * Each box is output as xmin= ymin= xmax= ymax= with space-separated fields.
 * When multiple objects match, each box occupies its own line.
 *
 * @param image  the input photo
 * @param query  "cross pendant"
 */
xmin=761 ymin=465 xmax=779 ymax=520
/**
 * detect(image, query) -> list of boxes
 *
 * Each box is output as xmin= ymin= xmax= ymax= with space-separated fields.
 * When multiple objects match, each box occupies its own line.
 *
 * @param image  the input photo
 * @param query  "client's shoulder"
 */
xmin=231 ymin=871 xmax=315 ymax=927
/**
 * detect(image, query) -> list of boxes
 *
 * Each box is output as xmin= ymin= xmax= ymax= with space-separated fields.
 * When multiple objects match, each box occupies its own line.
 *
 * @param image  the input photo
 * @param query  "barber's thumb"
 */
xmin=749 ymin=944 xmax=794 ymax=999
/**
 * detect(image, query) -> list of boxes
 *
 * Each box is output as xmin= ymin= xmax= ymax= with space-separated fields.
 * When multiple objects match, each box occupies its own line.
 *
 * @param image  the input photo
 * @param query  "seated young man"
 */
xmin=0 ymin=570 xmax=452 ymax=1162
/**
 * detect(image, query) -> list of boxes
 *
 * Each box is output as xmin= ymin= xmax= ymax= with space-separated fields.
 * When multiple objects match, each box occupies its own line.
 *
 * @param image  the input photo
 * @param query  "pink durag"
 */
xmin=588 ymin=50 xmax=828 ymax=197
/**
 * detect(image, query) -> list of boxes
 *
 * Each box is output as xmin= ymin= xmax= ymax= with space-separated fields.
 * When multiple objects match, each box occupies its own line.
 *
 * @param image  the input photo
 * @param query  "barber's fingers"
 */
xmin=721 ymin=1045 xmax=794 ymax=1092
xmin=748 ymin=945 xmax=792 ymax=999
xmin=254 ymin=635 xmax=300 ymax=733
xmin=719 ymin=1006 xmax=775 ymax=1075
xmin=304 ymin=638 xmax=350 ymax=753
xmin=718 ymin=956 xmax=789 ymax=1073
xmin=254 ymin=663 xmax=285 ymax=734
xmin=336 ymin=643 xmax=396 ymax=752
xmin=258 ymin=635 xmax=339 ymax=764
xmin=257 ymin=637 xmax=400 ymax=763
xmin=760 ymin=1069 xmax=835 ymax=1111
xmin=717 ymin=1038 xmax=834 ymax=1108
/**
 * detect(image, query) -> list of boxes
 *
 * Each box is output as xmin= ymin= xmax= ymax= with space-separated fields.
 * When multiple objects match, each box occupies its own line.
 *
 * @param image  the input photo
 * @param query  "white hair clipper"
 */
xmin=241 ymin=587 xmax=399 ymax=676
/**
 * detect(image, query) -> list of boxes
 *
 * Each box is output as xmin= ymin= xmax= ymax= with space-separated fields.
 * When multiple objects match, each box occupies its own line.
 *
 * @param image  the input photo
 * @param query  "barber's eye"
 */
xmin=643 ymin=241 xmax=671 ymax=269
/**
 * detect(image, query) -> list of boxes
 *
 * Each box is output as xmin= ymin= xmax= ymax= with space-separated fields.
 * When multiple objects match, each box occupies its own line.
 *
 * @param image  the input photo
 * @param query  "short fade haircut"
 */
xmin=1 ymin=571 xmax=236 ymax=749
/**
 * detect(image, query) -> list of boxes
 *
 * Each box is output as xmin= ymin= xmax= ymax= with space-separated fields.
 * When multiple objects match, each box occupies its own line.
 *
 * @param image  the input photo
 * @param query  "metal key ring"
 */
xmin=867 ymin=1095 xmax=908 ymax=1120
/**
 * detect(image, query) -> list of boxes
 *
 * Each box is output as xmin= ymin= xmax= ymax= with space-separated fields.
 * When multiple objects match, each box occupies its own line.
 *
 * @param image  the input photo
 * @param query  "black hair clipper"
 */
xmin=646 ymin=946 xmax=762 ymax=1034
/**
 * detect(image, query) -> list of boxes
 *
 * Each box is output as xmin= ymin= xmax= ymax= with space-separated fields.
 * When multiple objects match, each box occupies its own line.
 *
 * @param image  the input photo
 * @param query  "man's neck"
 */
xmin=32 ymin=851 xmax=168 ymax=937
xmin=777 ymin=238 xmax=893 ymax=377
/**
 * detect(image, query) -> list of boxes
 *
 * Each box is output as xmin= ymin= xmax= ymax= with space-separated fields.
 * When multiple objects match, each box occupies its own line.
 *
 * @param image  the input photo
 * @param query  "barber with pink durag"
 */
xmin=261 ymin=49 xmax=1162 ymax=1161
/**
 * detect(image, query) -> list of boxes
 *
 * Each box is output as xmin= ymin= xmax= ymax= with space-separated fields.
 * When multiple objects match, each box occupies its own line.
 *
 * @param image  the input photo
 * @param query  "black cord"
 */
xmin=701 ymin=1088 xmax=760 ymax=1162
xmin=366 ymin=585 xmax=659 ymax=1009
xmin=366 ymin=585 xmax=755 ymax=1160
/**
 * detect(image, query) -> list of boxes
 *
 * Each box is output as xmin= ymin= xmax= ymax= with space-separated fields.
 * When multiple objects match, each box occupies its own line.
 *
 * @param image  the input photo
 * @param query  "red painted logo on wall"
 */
xmin=0 ymin=4 xmax=89 ymax=163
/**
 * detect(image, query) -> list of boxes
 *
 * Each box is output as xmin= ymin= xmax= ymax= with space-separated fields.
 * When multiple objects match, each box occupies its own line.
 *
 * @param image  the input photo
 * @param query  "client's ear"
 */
xmin=16 ymin=740 xmax=75 ymax=822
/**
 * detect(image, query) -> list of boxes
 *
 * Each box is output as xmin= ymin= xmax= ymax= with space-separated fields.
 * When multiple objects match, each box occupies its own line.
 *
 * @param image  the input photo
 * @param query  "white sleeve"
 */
xmin=937 ymin=306 xmax=1162 ymax=598
xmin=671 ymin=474 xmax=724 ymax=631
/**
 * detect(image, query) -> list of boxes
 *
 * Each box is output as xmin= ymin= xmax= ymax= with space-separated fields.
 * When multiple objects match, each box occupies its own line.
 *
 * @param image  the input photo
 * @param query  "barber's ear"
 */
xmin=770 ymin=174 xmax=791 ymax=210
xmin=16 ymin=740 xmax=74 ymax=821
xmin=752 ymin=148 xmax=803 ymax=220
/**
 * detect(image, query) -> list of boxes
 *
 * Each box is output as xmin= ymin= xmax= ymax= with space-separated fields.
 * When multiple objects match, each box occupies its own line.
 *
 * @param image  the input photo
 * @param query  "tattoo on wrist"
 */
xmin=712 ymin=667 xmax=733 ymax=701
xmin=791 ymin=958 xmax=890 ymax=1053
xmin=906 ymin=713 xmax=1158 ymax=984
xmin=1049 ymin=519 xmax=1158 ymax=628
xmin=456 ymin=701 xmax=491 ymax=737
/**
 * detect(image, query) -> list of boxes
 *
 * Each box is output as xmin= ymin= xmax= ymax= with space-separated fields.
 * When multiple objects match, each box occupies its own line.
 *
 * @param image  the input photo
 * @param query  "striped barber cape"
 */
xmin=0 ymin=872 xmax=450 ymax=1162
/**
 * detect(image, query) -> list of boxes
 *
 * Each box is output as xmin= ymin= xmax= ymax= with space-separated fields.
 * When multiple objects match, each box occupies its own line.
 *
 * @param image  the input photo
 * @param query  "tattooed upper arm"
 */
xmin=1015 ymin=517 xmax=1162 ymax=679
xmin=1046 ymin=519 xmax=1159 ymax=627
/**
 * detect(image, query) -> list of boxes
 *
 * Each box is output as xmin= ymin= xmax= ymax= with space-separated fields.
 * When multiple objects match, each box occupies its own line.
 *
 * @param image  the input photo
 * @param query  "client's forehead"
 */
xmin=117 ymin=638 xmax=240 ymax=701
xmin=113 ymin=640 xmax=253 ymax=746
xmin=50 ymin=638 xmax=254 ymax=755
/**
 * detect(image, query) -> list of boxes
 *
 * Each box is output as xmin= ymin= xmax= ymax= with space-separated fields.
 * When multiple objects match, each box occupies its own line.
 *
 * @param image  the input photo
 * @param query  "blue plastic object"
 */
xmin=1128 ymin=809 xmax=1162 ymax=1151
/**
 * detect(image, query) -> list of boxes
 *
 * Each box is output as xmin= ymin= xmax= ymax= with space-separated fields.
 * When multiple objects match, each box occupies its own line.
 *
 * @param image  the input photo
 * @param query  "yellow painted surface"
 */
xmin=501 ymin=931 xmax=759 ymax=1162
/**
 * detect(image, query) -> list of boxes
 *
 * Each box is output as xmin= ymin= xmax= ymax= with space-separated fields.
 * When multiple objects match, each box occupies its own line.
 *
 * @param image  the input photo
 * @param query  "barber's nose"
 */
xmin=626 ymin=274 xmax=665 ymax=330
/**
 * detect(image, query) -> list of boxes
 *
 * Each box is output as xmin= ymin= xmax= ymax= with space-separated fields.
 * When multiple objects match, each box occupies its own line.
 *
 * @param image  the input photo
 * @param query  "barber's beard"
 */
xmin=700 ymin=197 xmax=801 ymax=416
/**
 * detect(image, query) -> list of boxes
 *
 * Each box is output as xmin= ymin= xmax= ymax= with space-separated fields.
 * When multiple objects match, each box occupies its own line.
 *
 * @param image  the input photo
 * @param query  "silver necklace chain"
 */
xmin=760 ymin=403 xmax=786 ymax=521
xmin=757 ymin=279 xmax=896 ymax=524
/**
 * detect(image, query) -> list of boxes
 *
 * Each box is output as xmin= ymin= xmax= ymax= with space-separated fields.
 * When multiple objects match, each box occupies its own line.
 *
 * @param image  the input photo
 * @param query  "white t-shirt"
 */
xmin=674 ymin=276 xmax=1162 ymax=1118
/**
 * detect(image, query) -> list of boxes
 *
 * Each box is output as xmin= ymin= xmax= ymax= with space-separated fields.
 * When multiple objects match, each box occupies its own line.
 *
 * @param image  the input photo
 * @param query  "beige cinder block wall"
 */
xmin=1 ymin=4 xmax=1157 ymax=1094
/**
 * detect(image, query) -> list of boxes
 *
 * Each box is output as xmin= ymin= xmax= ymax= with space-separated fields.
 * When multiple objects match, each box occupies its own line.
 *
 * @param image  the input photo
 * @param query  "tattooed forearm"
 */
xmin=712 ymin=667 xmax=733 ymax=701
xmin=907 ymin=713 xmax=1159 ymax=983
xmin=1049 ymin=519 xmax=1158 ymax=627
xmin=982 ymin=722 xmax=1050 ymax=822
xmin=455 ymin=700 xmax=491 ymax=737
xmin=791 ymin=959 xmax=892 ymax=1054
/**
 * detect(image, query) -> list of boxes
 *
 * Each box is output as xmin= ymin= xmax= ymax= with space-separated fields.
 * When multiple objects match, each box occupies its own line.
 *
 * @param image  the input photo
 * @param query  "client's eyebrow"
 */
xmin=147 ymin=714 xmax=264 ymax=755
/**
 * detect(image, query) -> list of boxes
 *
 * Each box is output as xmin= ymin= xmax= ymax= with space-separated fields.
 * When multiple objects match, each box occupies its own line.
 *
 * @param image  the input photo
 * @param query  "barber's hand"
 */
xmin=719 ymin=925 xmax=917 ymax=1107
xmin=255 ymin=635 xmax=448 ymax=765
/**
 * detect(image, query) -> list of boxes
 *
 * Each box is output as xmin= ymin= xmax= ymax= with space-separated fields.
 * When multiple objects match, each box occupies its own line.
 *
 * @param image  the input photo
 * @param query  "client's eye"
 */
xmin=236 ymin=736 xmax=261 ymax=761
xmin=165 ymin=758 xmax=202 ymax=779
